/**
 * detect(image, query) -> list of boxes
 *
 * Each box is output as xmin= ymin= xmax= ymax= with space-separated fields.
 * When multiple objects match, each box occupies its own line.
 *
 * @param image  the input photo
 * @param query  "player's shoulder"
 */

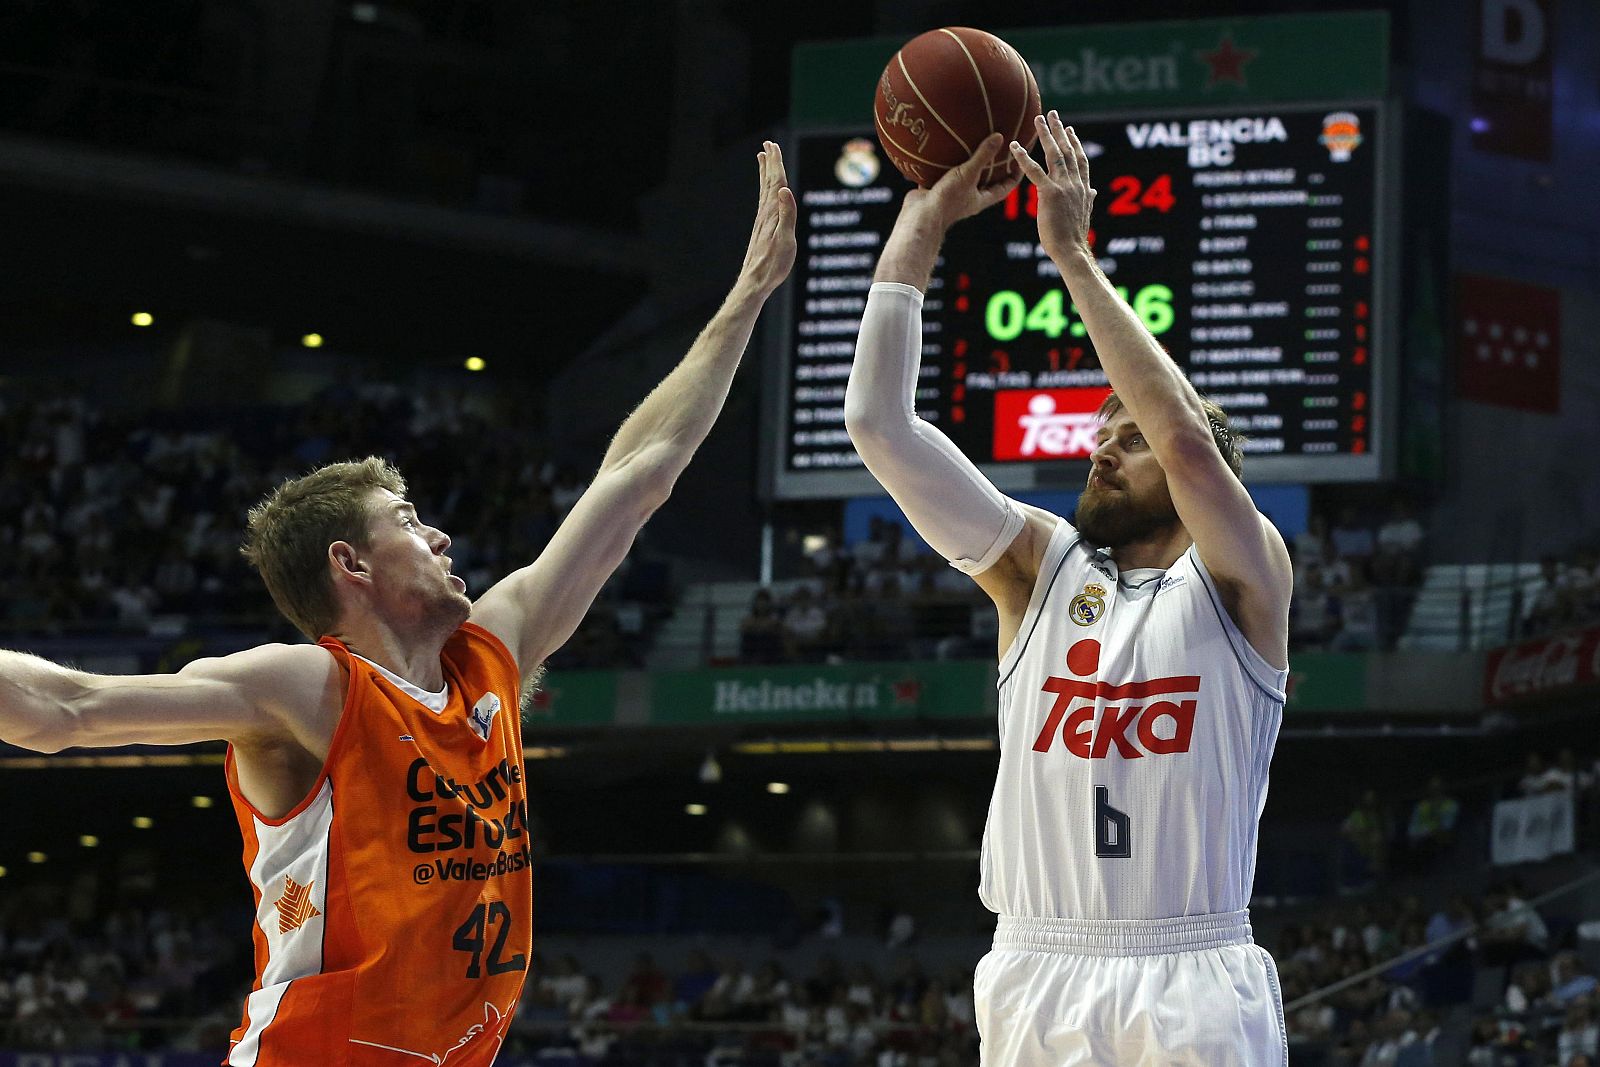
xmin=1016 ymin=503 xmax=1073 ymax=554
xmin=448 ymin=622 xmax=521 ymax=680
xmin=178 ymin=642 xmax=340 ymax=710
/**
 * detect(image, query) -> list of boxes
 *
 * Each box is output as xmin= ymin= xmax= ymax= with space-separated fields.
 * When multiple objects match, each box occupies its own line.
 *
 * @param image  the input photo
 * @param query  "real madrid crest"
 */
xmin=835 ymin=138 xmax=880 ymax=188
xmin=1069 ymin=583 xmax=1106 ymax=627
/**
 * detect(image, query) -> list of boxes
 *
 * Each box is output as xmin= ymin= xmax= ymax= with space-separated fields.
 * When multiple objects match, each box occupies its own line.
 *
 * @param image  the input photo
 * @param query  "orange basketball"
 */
xmin=873 ymin=27 xmax=1042 ymax=188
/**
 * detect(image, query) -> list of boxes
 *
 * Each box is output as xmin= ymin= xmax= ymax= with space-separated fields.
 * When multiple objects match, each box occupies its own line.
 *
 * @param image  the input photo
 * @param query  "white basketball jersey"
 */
xmin=979 ymin=518 xmax=1287 ymax=920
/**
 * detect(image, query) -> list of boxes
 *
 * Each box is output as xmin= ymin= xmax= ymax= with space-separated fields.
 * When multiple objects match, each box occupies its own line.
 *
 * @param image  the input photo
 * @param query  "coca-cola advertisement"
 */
xmin=1483 ymin=625 xmax=1600 ymax=705
xmin=993 ymin=388 xmax=1110 ymax=462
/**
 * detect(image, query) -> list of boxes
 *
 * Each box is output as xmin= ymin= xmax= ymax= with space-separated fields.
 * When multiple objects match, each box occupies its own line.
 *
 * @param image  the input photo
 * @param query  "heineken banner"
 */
xmin=651 ymin=661 xmax=996 ymax=724
xmin=792 ymin=12 xmax=1389 ymax=127
xmin=1284 ymin=653 xmax=1368 ymax=712
xmin=508 ymin=653 xmax=1461 ymax=730
xmin=521 ymin=669 xmax=619 ymax=726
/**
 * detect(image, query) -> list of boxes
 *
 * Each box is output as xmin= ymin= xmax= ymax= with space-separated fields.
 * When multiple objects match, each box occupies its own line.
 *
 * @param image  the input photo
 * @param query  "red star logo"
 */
xmin=892 ymin=678 xmax=923 ymax=706
xmin=526 ymin=686 xmax=559 ymax=715
xmin=1195 ymin=33 xmax=1258 ymax=88
xmin=274 ymin=875 xmax=321 ymax=934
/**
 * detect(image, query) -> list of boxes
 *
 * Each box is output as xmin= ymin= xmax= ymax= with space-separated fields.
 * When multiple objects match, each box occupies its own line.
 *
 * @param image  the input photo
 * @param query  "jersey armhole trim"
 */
xmin=1188 ymin=546 xmax=1288 ymax=704
xmin=228 ymin=647 xmax=354 ymax=828
xmin=457 ymin=621 xmax=523 ymax=691
xmin=997 ymin=519 xmax=1078 ymax=689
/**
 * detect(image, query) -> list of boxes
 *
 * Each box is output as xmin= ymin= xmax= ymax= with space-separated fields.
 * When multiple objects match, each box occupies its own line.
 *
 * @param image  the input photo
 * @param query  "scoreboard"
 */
xmin=764 ymin=101 xmax=1399 ymax=499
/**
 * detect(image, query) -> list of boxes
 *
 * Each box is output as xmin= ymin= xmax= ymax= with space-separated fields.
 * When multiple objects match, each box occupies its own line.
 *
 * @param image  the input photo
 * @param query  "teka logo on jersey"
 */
xmin=993 ymin=388 xmax=1110 ymax=461
xmin=1032 ymin=638 xmax=1200 ymax=758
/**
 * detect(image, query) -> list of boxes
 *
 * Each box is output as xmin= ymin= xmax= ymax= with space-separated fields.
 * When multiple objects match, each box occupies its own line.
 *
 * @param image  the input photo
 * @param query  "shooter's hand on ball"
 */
xmin=1010 ymin=110 xmax=1097 ymax=266
xmin=736 ymin=141 xmax=798 ymax=299
xmin=903 ymin=133 xmax=1022 ymax=234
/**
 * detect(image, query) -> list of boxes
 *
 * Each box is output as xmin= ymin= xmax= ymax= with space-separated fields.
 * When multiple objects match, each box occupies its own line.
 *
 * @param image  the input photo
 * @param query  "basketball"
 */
xmin=873 ymin=27 xmax=1042 ymax=187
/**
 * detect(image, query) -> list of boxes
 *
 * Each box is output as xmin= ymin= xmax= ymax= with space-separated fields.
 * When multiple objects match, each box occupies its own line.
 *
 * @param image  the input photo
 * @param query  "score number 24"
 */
xmin=1004 ymin=174 xmax=1176 ymax=220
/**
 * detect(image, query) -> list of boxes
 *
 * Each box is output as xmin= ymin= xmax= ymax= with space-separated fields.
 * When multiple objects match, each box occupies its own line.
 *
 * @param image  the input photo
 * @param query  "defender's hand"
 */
xmin=737 ymin=141 xmax=797 ymax=298
xmin=1010 ymin=111 xmax=1096 ymax=264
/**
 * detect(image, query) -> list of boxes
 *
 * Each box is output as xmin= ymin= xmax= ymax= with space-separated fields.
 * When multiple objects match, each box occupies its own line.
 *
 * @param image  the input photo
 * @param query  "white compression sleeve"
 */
xmin=845 ymin=282 xmax=1024 ymax=575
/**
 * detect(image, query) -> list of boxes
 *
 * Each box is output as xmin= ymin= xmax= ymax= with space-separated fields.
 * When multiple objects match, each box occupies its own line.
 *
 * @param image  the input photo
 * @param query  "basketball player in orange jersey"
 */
xmin=846 ymin=118 xmax=1292 ymax=1063
xmin=0 ymin=143 xmax=796 ymax=1066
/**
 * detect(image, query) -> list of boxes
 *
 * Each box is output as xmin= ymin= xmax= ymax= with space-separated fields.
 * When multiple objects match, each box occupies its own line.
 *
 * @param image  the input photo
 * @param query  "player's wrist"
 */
xmin=726 ymin=274 xmax=774 ymax=309
xmin=1052 ymin=243 xmax=1098 ymax=279
xmin=898 ymin=194 xmax=952 ymax=235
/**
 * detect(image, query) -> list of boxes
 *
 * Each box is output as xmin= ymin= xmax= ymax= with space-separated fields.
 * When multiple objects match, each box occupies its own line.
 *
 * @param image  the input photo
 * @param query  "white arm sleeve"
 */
xmin=844 ymin=281 xmax=1025 ymax=575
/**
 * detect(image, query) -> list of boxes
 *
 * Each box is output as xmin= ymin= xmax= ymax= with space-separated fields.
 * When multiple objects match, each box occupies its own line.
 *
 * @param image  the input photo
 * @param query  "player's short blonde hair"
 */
xmin=1098 ymin=391 xmax=1245 ymax=480
xmin=241 ymin=457 xmax=407 ymax=639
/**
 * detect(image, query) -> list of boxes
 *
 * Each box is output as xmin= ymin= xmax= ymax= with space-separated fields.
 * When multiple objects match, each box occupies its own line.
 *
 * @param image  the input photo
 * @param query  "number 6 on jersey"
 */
xmin=1095 ymin=786 xmax=1132 ymax=859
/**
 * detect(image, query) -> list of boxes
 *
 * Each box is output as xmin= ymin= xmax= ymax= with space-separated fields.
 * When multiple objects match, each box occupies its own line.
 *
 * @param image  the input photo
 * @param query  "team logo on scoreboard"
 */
xmin=1069 ymin=583 xmax=1107 ymax=626
xmin=835 ymin=138 xmax=881 ymax=188
xmin=992 ymin=389 xmax=1109 ymax=461
xmin=1319 ymin=112 xmax=1363 ymax=162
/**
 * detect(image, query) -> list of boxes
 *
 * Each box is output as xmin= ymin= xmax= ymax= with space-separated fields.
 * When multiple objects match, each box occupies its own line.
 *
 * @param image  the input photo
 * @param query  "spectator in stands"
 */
xmin=738 ymin=588 xmax=786 ymax=664
xmin=701 ymin=958 xmax=754 ymax=1022
xmin=1550 ymin=953 xmax=1599 ymax=1008
xmin=1520 ymin=752 xmax=1573 ymax=795
xmin=672 ymin=949 xmax=719 ymax=1016
xmin=1340 ymin=789 xmax=1389 ymax=888
xmin=1555 ymin=747 xmax=1584 ymax=794
xmin=781 ymin=585 xmax=828 ymax=663
xmin=1525 ymin=555 xmax=1569 ymax=636
xmin=620 ymin=952 xmax=670 ymax=1018
xmin=1331 ymin=567 xmax=1382 ymax=651
xmin=1560 ymin=1002 xmax=1599 ymax=1067
xmin=1406 ymin=775 xmax=1460 ymax=863
xmin=823 ymin=580 xmax=882 ymax=664
xmin=1330 ymin=505 xmax=1376 ymax=574
xmin=1293 ymin=567 xmax=1338 ymax=650
xmin=1480 ymin=884 xmax=1550 ymax=968
xmin=542 ymin=952 xmax=587 ymax=1008
xmin=1505 ymin=960 xmax=1552 ymax=1012
xmin=1294 ymin=513 xmax=1330 ymax=570
xmin=1570 ymin=548 xmax=1600 ymax=618
xmin=1372 ymin=499 xmax=1425 ymax=587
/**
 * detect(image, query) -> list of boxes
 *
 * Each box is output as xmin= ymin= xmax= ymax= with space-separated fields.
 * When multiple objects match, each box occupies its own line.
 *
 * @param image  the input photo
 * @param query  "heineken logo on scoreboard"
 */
xmin=792 ymin=12 xmax=1389 ymax=126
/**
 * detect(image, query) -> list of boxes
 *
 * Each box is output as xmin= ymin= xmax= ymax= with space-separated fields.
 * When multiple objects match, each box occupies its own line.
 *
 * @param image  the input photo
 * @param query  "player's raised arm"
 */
xmin=1010 ymin=111 xmax=1293 ymax=663
xmin=0 ymin=642 xmax=336 ymax=754
xmin=845 ymin=137 xmax=1056 ymax=639
xmin=470 ymin=142 xmax=797 ymax=674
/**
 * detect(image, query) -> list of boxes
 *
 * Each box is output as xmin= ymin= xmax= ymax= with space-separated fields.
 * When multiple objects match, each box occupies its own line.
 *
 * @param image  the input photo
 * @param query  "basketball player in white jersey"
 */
xmin=845 ymin=116 xmax=1292 ymax=1065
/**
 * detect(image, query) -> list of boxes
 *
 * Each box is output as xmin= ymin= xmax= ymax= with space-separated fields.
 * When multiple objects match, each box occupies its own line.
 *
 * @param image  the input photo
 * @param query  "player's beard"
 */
xmin=1074 ymin=485 xmax=1181 ymax=550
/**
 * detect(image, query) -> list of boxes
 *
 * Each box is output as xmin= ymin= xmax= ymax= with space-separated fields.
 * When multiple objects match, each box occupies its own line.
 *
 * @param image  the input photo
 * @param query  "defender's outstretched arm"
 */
xmin=471 ymin=143 xmax=797 ymax=674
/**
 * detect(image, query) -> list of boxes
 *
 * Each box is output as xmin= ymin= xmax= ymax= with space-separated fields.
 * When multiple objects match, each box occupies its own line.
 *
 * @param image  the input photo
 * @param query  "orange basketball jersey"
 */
xmin=225 ymin=622 xmax=530 ymax=1067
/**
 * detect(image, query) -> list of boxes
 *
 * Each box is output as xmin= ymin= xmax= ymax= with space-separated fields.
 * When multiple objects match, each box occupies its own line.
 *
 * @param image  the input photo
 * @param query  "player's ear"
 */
xmin=329 ymin=541 xmax=371 ymax=585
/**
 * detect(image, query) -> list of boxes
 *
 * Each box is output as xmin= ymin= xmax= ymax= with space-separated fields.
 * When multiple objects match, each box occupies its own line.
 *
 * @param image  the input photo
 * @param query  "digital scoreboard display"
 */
xmin=765 ymin=102 xmax=1397 ymax=499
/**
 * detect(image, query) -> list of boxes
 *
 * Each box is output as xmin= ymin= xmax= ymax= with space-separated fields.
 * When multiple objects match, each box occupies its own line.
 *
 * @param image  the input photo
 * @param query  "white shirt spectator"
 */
xmin=784 ymin=599 xmax=827 ymax=643
xmin=1489 ymin=896 xmax=1550 ymax=952
xmin=1377 ymin=515 xmax=1424 ymax=555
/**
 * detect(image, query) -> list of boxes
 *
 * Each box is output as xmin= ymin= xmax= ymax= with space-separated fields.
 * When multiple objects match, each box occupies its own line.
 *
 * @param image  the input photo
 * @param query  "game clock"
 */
xmin=765 ymin=102 xmax=1398 ymax=499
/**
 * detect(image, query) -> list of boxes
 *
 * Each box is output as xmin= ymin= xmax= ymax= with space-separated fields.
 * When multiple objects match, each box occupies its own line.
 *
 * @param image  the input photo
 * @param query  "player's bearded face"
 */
xmin=1075 ymin=479 xmax=1179 ymax=548
xmin=1075 ymin=422 xmax=1177 ymax=550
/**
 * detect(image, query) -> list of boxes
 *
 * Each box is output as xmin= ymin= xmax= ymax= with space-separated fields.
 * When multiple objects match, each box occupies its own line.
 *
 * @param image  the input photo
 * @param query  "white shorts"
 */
xmin=974 ymin=911 xmax=1287 ymax=1067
